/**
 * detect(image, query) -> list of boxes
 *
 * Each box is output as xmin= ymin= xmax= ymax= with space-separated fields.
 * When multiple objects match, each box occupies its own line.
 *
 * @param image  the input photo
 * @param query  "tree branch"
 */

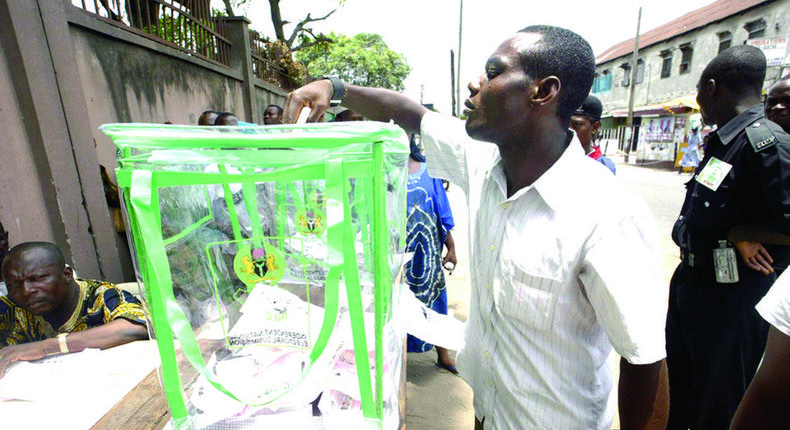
xmin=286 ymin=9 xmax=337 ymax=48
xmin=291 ymin=34 xmax=334 ymax=52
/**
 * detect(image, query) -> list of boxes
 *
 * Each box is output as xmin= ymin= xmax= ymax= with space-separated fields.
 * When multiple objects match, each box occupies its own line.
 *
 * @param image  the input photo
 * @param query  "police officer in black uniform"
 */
xmin=666 ymin=45 xmax=790 ymax=429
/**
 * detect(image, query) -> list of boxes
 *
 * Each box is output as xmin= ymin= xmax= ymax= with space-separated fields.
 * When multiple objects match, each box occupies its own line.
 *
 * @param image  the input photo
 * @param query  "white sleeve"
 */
xmin=579 ymin=199 xmax=668 ymax=365
xmin=757 ymin=271 xmax=790 ymax=337
xmin=420 ymin=111 xmax=495 ymax=195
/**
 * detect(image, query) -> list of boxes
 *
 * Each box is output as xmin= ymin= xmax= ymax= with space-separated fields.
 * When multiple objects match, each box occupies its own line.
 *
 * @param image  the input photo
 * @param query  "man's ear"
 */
xmin=532 ymin=76 xmax=561 ymax=107
xmin=701 ymin=78 xmax=716 ymax=97
xmin=592 ymin=120 xmax=601 ymax=134
xmin=63 ymin=265 xmax=73 ymax=280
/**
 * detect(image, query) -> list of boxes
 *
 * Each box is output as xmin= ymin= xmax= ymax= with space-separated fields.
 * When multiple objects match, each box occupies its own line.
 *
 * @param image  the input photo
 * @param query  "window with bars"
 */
xmin=745 ymin=19 xmax=766 ymax=39
xmin=660 ymin=50 xmax=672 ymax=79
xmin=679 ymin=43 xmax=693 ymax=75
xmin=718 ymin=31 xmax=732 ymax=53
xmin=635 ymin=59 xmax=645 ymax=84
xmin=620 ymin=63 xmax=631 ymax=87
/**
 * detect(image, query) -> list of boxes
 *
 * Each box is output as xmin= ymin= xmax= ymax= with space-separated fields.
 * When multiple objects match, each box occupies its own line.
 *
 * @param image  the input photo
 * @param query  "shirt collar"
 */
xmin=715 ymin=103 xmax=765 ymax=146
xmin=488 ymin=133 xmax=590 ymax=212
xmin=533 ymin=135 xmax=589 ymax=211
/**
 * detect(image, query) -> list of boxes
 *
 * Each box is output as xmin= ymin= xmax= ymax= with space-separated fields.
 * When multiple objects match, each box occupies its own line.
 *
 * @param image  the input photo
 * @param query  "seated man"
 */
xmin=0 ymin=242 xmax=148 ymax=377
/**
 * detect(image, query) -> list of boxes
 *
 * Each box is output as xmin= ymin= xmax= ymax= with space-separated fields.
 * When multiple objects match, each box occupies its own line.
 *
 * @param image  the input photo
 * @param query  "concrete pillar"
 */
xmin=223 ymin=17 xmax=258 ymax=124
xmin=0 ymin=0 xmax=130 ymax=281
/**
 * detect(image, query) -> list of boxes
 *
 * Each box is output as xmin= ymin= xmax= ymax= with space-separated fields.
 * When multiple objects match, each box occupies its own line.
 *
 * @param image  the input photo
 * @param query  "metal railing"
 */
xmin=72 ymin=0 xmax=231 ymax=67
xmin=249 ymin=30 xmax=295 ymax=90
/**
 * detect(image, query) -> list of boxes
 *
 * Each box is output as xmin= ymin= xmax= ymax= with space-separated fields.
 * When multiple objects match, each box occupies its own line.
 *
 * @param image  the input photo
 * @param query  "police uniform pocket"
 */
xmin=497 ymin=265 xmax=560 ymax=330
xmin=694 ymin=181 xmax=730 ymax=211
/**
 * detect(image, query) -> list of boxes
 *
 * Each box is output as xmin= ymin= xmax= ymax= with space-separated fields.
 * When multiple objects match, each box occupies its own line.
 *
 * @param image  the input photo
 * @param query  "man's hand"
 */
xmin=0 ymin=338 xmax=56 ymax=378
xmin=282 ymin=80 xmax=334 ymax=124
xmin=733 ymin=240 xmax=774 ymax=274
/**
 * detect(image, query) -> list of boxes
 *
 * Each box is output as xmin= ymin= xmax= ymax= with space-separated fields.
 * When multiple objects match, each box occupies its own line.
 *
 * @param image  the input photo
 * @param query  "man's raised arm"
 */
xmin=283 ymin=80 xmax=428 ymax=134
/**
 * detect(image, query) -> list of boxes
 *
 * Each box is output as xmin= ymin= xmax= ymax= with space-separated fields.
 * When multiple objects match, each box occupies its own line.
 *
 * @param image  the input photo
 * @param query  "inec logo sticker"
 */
xmin=295 ymin=205 xmax=326 ymax=236
xmin=696 ymin=157 xmax=733 ymax=191
xmin=234 ymin=243 xmax=285 ymax=286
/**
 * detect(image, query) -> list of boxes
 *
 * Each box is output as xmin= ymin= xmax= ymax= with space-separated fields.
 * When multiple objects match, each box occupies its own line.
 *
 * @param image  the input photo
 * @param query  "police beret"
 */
xmin=574 ymin=95 xmax=603 ymax=121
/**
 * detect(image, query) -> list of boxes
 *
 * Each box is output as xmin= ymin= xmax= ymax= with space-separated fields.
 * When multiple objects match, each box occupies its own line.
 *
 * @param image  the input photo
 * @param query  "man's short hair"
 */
xmin=214 ymin=112 xmax=239 ymax=126
xmin=701 ymin=45 xmax=766 ymax=96
xmin=516 ymin=25 xmax=595 ymax=126
xmin=265 ymin=105 xmax=284 ymax=115
xmin=200 ymin=109 xmax=219 ymax=116
xmin=2 ymin=242 xmax=65 ymax=273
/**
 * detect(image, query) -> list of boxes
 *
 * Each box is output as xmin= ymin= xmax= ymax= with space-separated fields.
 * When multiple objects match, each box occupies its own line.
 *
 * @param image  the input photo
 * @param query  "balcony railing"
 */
xmin=73 ymin=0 xmax=231 ymax=67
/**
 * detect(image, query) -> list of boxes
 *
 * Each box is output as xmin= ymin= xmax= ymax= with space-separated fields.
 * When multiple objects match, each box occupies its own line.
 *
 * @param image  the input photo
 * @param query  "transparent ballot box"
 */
xmin=102 ymin=123 xmax=409 ymax=429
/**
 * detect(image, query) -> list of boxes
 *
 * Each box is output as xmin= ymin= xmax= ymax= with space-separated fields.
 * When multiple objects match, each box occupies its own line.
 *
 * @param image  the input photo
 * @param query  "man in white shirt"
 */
xmin=730 ymin=271 xmax=790 ymax=429
xmin=283 ymin=25 xmax=668 ymax=430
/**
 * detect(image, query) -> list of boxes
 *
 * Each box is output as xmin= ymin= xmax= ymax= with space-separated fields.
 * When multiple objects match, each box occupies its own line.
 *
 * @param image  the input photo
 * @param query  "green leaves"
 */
xmin=296 ymin=32 xmax=411 ymax=91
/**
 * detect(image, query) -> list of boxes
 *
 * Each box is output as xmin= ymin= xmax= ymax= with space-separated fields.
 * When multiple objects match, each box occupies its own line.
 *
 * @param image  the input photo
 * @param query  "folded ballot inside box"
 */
xmin=102 ymin=122 xmax=409 ymax=429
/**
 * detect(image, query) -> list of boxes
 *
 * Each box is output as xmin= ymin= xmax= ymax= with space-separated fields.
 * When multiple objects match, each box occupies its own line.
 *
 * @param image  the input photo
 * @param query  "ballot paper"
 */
xmin=0 ymin=341 xmax=160 ymax=429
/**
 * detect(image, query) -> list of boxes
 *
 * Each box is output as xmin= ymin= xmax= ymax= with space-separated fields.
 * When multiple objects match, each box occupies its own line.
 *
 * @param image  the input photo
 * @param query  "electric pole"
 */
xmin=450 ymin=50 xmax=457 ymax=117
xmin=456 ymin=0 xmax=464 ymax=117
xmin=625 ymin=7 xmax=642 ymax=164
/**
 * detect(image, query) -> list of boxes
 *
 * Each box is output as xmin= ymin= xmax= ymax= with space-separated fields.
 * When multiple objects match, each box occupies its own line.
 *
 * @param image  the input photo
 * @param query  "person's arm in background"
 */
xmin=443 ymin=231 xmax=457 ymax=269
xmin=283 ymin=80 xmax=428 ymax=133
xmin=619 ymin=359 xmax=669 ymax=429
xmin=0 ymin=318 xmax=147 ymax=377
xmin=727 ymin=224 xmax=790 ymax=274
xmin=730 ymin=326 xmax=790 ymax=429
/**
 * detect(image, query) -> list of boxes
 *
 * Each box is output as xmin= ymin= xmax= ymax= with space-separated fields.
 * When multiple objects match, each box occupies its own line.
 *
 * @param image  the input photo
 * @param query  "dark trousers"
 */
xmin=665 ymin=263 xmax=773 ymax=429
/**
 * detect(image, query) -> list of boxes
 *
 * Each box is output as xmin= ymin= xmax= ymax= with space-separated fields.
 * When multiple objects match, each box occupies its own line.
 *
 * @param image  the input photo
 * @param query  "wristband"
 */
xmin=57 ymin=332 xmax=69 ymax=354
xmin=322 ymin=76 xmax=345 ymax=107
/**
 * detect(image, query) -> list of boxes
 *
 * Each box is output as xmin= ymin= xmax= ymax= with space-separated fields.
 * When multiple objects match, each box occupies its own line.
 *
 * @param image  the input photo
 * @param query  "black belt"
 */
xmin=680 ymin=248 xmax=713 ymax=268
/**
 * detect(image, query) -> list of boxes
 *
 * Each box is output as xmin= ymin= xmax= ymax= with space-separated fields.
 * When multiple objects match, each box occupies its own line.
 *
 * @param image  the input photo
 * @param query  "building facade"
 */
xmin=593 ymin=0 xmax=790 ymax=164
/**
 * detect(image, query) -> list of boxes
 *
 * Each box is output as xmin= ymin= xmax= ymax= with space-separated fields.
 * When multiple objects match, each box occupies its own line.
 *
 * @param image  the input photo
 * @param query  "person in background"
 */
xmin=404 ymin=137 xmax=458 ymax=374
xmin=0 ymin=221 xmax=8 ymax=295
xmin=679 ymin=114 xmax=703 ymax=175
xmin=263 ymin=105 xmax=284 ymax=125
xmin=766 ymin=74 xmax=790 ymax=133
xmin=198 ymin=110 xmax=219 ymax=126
xmin=0 ymin=242 xmax=148 ymax=377
xmin=215 ymin=112 xmax=240 ymax=126
xmin=730 ymin=269 xmax=790 ymax=429
xmin=665 ymin=46 xmax=790 ymax=429
xmin=334 ymin=109 xmax=365 ymax=122
xmin=283 ymin=25 xmax=668 ymax=430
xmin=569 ymin=95 xmax=615 ymax=174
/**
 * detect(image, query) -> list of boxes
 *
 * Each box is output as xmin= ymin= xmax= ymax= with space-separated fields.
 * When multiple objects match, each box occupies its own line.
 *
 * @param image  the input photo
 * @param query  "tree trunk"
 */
xmin=269 ymin=0 xmax=286 ymax=44
xmin=222 ymin=0 xmax=235 ymax=16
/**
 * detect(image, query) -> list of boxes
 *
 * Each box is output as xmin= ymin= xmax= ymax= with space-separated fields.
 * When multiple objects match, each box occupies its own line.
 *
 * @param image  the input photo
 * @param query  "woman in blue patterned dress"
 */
xmin=405 ymin=138 xmax=458 ymax=374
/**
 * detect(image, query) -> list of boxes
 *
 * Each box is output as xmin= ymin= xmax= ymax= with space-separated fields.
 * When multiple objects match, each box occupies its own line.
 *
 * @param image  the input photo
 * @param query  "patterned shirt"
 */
xmin=0 ymin=278 xmax=147 ymax=347
xmin=421 ymin=112 xmax=667 ymax=430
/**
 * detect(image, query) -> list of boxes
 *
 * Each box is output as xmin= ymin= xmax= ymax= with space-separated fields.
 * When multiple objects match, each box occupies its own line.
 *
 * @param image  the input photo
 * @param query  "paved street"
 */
xmin=405 ymin=159 xmax=688 ymax=429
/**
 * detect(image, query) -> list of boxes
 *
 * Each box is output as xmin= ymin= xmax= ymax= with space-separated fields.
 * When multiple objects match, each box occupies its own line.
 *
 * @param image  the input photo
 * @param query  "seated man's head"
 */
xmin=570 ymin=95 xmax=602 ymax=152
xmin=263 ymin=105 xmax=284 ymax=125
xmin=334 ymin=109 xmax=365 ymax=122
xmin=215 ymin=112 xmax=240 ymax=126
xmin=463 ymin=25 xmax=594 ymax=144
xmin=766 ymin=74 xmax=790 ymax=133
xmin=198 ymin=110 xmax=219 ymax=126
xmin=2 ymin=242 xmax=75 ymax=318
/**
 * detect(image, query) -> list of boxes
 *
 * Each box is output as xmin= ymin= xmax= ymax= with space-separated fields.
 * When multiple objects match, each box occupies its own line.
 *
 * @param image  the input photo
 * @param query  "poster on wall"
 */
xmin=747 ymin=37 xmax=789 ymax=67
xmin=643 ymin=117 xmax=675 ymax=142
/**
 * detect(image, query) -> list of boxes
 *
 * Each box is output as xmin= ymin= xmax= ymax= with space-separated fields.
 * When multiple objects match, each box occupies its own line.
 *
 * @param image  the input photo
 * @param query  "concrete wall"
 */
xmin=595 ymin=0 xmax=790 ymax=113
xmin=0 ymin=0 xmax=287 ymax=282
xmin=0 ymin=35 xmax=57 ymax=245
xmin=69 ymin=25 xmax=248 ymax=182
